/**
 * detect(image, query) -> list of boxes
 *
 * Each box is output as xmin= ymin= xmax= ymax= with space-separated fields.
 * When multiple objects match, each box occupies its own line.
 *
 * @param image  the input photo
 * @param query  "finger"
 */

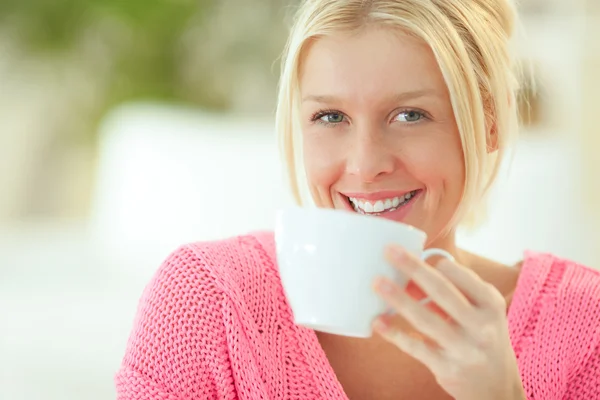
xmin=436 ymin=259 xmax=507 ymax=312
xmin=385 ymin=245 xmax=474 ymax=323
xmin=372 ymin=315 xmax=443 ymax=368
xmin=405 ymin=279 xmax=429 ymax=302
xmin=408 ymin=283 xmax=453 ymax=320
xmin=373 ymin=277 xmax=462 ymax=349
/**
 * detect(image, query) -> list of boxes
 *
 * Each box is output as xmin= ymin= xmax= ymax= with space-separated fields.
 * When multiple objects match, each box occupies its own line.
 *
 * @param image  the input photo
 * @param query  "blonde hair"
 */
xmin=276 ymin=0 xmax=522 ymax=228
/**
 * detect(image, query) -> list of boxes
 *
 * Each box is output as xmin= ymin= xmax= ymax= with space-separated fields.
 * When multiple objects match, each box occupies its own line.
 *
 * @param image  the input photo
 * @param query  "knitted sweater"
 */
xmin=115 ymin=232 xmax=600 ymax=399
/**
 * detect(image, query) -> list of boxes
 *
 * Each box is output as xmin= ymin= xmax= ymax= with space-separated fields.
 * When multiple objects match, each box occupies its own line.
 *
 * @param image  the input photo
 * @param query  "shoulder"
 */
xmin=116 ymin=231 xmax=284 ymax=397
xmin=521 ymin=251 xmax=600 ymax=305
xmin=127 ymin=233 xmax=280 ymax=347
xmin=181 ymin=230 xmax=280 ymax=296
xmin=516 ymin=251 xmax=600 ymax=327
xmin=150 ymin=231 xmax=289 ymax=343
xmin=534 ymin=252 xmax=600 ymax=341
xmin=511 ymin=252 xmax=600 ymax=394
xmin=148 ymin=231 xmax=281 ymax=312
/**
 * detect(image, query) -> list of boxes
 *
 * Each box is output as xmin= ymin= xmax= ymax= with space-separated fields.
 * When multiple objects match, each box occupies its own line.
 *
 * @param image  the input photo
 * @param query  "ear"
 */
xmin=486 ymin=93 xmax=513 ymax=153
xmin=486 ymin=120 xmax=499 ymax=154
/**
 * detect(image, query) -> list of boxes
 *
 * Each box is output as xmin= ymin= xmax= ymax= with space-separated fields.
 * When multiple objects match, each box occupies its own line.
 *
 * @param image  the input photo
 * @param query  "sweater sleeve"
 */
xmin=114 ymin=245 xmax=237 ymax=400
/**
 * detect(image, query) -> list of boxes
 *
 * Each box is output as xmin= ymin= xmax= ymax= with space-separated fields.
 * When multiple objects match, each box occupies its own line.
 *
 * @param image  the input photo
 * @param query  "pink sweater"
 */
xmin=115 ymin=232 xmax=600 ymax=399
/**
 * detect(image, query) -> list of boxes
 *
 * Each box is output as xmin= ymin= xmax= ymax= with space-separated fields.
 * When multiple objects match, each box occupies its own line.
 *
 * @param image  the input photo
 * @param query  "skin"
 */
xmin=298 ymin=26 xmax=525 ymax=400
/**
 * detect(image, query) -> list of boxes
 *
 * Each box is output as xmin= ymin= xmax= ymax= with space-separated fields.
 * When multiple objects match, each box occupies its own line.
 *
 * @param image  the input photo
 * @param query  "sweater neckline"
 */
xmin=295 ymin=250 xmax=553 ymax=399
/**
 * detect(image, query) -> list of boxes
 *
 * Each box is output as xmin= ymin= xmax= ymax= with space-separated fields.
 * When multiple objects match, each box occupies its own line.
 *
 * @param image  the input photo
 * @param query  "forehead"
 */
xmin=299 ymin=27 xmax=448 ymax=102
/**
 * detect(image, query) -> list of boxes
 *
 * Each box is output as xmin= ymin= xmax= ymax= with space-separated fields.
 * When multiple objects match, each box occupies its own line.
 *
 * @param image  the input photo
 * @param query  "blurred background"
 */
xmin=0 ymin=0 xmax=598 ymax=399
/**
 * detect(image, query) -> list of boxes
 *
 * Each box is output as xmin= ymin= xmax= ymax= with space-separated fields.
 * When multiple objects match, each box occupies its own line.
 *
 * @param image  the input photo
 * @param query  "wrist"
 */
xmin=486 ymin=380 xmax=526 ymax=400
xmin=510 ymin=380 xmax=527 ymax=400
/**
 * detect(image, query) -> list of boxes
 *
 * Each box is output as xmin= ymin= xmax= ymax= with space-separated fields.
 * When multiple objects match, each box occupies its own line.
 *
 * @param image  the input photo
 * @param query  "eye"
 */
xmin=310 ymin=110 xmax=347 ymax=126
xmin=395 ymin=110 xmax=425 ymax=123
xmin=319 ymin=112 xmax=345 ymax=124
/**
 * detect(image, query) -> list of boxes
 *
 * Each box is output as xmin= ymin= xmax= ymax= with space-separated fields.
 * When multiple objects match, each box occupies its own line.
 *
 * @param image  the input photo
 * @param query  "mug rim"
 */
xmin=276 ymin=205 xmax=427 ymax=242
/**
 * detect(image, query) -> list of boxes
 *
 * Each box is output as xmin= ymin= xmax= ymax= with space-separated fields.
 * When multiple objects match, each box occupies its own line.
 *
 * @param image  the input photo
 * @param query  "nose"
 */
xmin=345 ymin=128 xmax=395 ymax=183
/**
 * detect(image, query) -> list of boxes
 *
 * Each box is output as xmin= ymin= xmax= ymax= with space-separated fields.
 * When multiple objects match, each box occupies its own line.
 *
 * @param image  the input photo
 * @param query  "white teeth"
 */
xmin=349 ymin=191 xmax=418 ymax=214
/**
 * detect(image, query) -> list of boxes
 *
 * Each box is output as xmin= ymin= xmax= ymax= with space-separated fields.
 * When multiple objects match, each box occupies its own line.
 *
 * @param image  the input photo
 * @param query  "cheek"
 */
xmin=400 ymin=137 xmax=464 ymax=191
xmin=302 ymin=135 xmax=344 ymax=196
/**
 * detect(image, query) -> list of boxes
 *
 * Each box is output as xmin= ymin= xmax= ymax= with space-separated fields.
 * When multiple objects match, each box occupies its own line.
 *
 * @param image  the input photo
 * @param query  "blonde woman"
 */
xmin=115 ymin=1 xmax=600 ymax=399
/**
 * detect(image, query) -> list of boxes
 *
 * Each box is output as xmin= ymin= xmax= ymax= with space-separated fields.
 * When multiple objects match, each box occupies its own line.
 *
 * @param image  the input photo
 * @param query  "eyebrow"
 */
xmin=301 ymin=89 xmax=440 ymax=104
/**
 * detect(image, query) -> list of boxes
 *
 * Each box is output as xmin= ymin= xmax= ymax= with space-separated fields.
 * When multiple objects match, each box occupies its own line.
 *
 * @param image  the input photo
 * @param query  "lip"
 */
xmin=339 ymin=189 xmax=423 ymax=223
xmin=340 ymin=189 xmax=421 ymax=201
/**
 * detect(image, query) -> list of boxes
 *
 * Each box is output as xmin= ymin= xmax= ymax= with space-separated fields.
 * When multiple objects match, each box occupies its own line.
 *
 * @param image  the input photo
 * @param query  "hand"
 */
xmin=372 ymin=245 xmax=526 ymax=400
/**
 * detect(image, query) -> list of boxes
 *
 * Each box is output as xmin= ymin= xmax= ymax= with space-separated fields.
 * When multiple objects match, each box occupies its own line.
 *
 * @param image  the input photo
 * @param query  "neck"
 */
xmin=425 ymin=229 xmax=473 ymax=269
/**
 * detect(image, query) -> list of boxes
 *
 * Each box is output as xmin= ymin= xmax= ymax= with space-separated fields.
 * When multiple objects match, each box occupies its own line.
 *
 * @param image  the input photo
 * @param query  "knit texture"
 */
xmin=115 ymin=232 xmax=600 ymax=399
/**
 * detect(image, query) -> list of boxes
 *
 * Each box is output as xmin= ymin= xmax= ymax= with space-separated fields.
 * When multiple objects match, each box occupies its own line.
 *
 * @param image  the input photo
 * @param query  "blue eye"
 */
xmin=396 ymin=110 xmax=424 ymax=123
xmin=319 ymin=112 xmax=344 ymax=124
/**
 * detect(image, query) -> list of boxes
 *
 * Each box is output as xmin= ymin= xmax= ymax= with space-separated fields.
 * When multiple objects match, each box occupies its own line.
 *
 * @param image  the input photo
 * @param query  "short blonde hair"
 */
xmin=276 ymin=0 xmax=522 ymax=227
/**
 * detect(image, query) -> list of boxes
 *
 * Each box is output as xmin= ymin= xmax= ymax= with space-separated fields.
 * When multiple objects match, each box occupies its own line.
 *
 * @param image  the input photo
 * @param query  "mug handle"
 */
xmin=418 ymin=248 xmax=455 ymax=306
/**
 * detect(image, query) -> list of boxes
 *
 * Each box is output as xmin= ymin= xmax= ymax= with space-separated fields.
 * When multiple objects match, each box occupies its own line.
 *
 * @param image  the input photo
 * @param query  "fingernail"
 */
xmin=376 ymin=277 xmax=395 ymax=294
xmin=386 ymin=244 xmax=406 ymax=260
xmin=372 ymin=317 xmax=390 ymax=332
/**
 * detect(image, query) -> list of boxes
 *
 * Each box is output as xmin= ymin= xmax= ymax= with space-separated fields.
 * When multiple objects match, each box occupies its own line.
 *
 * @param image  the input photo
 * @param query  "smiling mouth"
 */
xmin=346 ymin=190 xmax=421 ymax=215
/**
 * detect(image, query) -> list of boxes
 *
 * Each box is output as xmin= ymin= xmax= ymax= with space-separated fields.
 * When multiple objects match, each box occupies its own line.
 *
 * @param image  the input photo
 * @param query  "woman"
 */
xmin=115 ymin=1 xmax=600 ymax=399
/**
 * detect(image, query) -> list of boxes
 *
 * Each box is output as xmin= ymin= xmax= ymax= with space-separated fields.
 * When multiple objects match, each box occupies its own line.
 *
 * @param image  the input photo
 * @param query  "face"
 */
xmin=299 ymin=27 xmax=465 ymax=245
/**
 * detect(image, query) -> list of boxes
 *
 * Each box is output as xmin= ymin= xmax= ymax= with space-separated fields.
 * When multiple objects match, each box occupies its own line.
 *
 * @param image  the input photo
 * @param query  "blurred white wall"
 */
xmin=89 ymin=103 xmax=292 ymax=266
xmin=582 ymin=13 xmax=600 ymax=223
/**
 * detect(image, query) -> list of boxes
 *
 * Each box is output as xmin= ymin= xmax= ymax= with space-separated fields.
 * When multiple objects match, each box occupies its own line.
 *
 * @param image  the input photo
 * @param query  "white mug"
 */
xmin=274 ymin=206 xmax=453 ymax=338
